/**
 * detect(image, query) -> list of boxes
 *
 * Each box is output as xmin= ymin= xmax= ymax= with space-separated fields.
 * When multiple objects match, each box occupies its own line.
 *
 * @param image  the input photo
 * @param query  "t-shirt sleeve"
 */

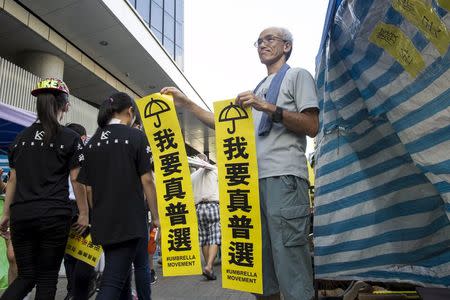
xmin=136 ymin=132 xmax=153 ymax=176
xmin=77 ymin=163 xmax=89 ymax=185
xmin=68 ymin=136 xmax=85 ymax=170
xmin=76 ymin=143 xmax=90 ymax=185
xmin=294 ymin=69 xmax=319 ymax=112
xmin=7 ymin=132 xmax=23 ymax=169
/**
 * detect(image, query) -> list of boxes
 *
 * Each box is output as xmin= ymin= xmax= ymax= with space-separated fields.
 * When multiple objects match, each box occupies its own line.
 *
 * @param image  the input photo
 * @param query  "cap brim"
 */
xmin=31 ymin=87 xmax=68 ymax=97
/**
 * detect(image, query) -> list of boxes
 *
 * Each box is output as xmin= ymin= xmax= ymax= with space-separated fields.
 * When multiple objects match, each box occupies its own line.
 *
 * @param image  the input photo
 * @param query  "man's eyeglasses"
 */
xmin=254 ymin=35 xmax=286 ymax=48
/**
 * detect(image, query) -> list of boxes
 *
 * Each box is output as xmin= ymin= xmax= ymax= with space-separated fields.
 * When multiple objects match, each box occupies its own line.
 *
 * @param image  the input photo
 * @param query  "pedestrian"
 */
xmin=0 ymin=78 xmax=89 ymax=300
xmin=77 ymin=92 xmax=159 ymax=300
xmin=63 ymin=123 xmax=97 ymax=300
xmin=129 ymin=117 xmax=153 ymax=299
xmin=161 ymin=27 xmax=319 ymax=300
xmin=191 ymin=154 xmax=220 ymax=281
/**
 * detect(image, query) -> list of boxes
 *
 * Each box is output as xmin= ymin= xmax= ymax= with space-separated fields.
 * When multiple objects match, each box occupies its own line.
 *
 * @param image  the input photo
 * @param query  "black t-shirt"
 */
xmin=8 ymin=123 xmax=84 ymax=221
xmin=77 ymin=124 xmax=152 ymax=246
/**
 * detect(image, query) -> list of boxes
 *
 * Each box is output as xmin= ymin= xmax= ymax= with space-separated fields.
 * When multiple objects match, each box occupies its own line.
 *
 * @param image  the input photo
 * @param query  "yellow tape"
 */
xmin=136 ymin=93 xmax=201 ymax=277
xmin=393 ymin=0 xmax=450 ymax=55
xmin=214 ymin=100 xmax=263 ymax=294
xmin=437 ymin=0 xmax=450 ymax=12
xmin=370 ymin=22 xmax=425 ymax=77
xmin=65 ymin=230 xmax=103 ymax=268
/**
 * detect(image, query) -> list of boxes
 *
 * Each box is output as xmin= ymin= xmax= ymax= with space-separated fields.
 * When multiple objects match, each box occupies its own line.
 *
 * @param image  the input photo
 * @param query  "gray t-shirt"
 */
xmin=253 ymin=67 xmax=318 ymax=180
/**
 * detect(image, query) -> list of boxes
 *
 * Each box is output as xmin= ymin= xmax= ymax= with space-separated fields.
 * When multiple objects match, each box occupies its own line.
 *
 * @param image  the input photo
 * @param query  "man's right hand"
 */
xmin=0 ymin=214 xmax=10 ymax=239
xmin=73 ymin=213 xmax=89 ymax=235
xmin=160 ymin=87 xmax=191 ymax=108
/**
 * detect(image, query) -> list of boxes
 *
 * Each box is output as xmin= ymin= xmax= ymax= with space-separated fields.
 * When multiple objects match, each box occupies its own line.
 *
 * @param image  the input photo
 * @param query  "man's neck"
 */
xmin=266 ymin=59 xmax=286 ymax=75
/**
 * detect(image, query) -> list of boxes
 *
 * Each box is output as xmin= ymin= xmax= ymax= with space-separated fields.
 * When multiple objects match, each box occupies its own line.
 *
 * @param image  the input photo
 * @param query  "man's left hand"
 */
xmin=235 ymin=91 xmax=274 ymax=113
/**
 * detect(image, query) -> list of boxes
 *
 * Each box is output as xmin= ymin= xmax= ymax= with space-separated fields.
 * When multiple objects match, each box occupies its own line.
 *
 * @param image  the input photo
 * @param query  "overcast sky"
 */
xmin=184 ymin=0 xmax=329 ymax=103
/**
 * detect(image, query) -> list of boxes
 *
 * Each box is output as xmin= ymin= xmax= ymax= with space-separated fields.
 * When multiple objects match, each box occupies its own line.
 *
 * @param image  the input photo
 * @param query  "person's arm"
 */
xmin=141 ymin=172 xmax=159 ymax=228
xmin=160 ymin=87 xmax=215 ymax=129
xmin=0 ymin=169 xmax=16 ymax=238
xmin=86 ymin=185 xmax=93 ymax=209
xmin=0 ymin=168 xmax=7 ymax=193
xmin=235 ymin=91 xmax=319 ymax=137
xmin=70 ymin=167 xmax=89 ymax=234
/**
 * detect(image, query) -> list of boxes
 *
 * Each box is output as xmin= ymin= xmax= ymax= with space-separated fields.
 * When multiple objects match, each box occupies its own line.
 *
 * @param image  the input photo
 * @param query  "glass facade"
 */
xmin=128 ymin=0 xmax=184 ymax=69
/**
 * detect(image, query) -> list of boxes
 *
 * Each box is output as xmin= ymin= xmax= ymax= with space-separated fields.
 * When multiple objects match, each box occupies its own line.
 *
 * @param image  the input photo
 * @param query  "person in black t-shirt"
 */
xmin=64 ymin=123 xmax=97 ymax=300
xmin=0 ymin=78 xmax=89 ymax=300
xmin=77 ymin=92 xmax=159 ymax=300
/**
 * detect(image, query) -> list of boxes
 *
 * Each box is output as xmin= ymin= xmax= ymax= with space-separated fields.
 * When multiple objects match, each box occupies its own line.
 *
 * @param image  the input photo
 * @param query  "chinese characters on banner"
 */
xmin=214 ymin=100 xmax=263 ymax=294
xmin=65 ymin=230 xmax=103 ymax=267
xmin=136 ymin=93 xmax=201 ymax=276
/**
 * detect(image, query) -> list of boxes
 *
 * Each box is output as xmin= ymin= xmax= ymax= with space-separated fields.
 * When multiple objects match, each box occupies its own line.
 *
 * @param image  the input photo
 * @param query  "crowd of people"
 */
xmin=0 ymin=26 xmax=318 ymax=300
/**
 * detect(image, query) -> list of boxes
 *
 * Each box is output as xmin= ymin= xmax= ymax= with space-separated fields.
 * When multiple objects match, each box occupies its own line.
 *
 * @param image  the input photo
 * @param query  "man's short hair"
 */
xmin=277 ymin=27 xmax=294 ymax=61
xmin=66 ymin=123 xmax=87 ymax=137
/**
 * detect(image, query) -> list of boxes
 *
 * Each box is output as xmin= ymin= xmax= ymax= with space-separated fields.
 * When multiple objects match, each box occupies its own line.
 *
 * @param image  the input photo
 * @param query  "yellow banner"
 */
xmin=214 ymin=100 xmax=263 ymax=294
xmin=370 ymin=22 xmax=425 ymax=77
xmin=393 ymin=0 xmax=450 ymax=55
xmin=65 ymin=230 xmax=103 ymax=267
xmin=136 ymin=93 xmax=201 ymax=276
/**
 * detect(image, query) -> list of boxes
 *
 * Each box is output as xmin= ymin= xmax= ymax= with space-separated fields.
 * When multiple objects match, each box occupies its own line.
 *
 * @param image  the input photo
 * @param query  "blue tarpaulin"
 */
xmin=314 ymin=0 xmax=450 ymax=287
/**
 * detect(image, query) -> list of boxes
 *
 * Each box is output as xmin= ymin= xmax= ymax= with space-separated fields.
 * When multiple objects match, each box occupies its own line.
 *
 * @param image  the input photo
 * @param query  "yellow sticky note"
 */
xmin=136 ymin=93 xmax=202 ymax=277
xmin=214 ymin=100 xmax=263 ymax=294
xmin=437 ymin=0 xmax=450 ymax=12
xmin=370 ymin=22 xmax=426 ymax=77
xmin=393 ymin=0 xmax=450 ymax=55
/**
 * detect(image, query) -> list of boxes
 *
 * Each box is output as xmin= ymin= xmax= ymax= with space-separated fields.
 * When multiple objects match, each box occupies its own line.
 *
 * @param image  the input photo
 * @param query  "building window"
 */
xmin=175 ymin=0 xmax=183 ymax=22
xmin=175 ymin=21 xmax=183 ymax=47
xmin=151 ymin=27 xmax=163 ymax=43
xmin=151 ymin=1 xmax=163 ymax=32
xmin=176 ymin=46 xmax=183 ymax=69
xmin=163 ymin=12 xmax=175 ymax=42
xmin=136 ymin=0 xmax=150 ymax=24
xmin=164 ymin=0 xmax=175 ymax=17
xmin=163 ymin=38 xmax=175 ymax=58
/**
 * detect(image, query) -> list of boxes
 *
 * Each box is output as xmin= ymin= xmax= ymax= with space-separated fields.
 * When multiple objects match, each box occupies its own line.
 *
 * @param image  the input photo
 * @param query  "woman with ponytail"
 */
xmin=77 ymin=92 xmax=159 ymax=300
xmin=0 ymin=78 xmax=89 ymax=299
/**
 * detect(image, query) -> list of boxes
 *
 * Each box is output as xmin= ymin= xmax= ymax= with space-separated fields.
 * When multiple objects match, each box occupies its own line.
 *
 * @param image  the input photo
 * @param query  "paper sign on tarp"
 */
xmin=136 ymin=93 xmax=201 ymax=276
xmin=65 ymin=230 xmax=103 ymax=267
xmin=213 ymin=100 xmax=263 ymax=294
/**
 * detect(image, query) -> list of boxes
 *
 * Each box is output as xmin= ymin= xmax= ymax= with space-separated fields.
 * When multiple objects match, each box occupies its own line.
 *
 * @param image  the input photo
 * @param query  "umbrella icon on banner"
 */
xmin=144 ymin=97 xmax=171 ymax=128
xmin=218 ymin=102 xmax=249 ymax=134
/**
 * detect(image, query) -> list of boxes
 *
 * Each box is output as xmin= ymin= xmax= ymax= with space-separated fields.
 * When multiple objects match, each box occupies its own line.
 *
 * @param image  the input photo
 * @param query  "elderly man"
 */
xmin=162 ymin=27 xmax=319 ymax=300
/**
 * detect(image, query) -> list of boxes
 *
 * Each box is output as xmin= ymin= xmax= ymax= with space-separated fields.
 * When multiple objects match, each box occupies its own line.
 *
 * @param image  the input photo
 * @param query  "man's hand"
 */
xmin=73 ymin=213 xmax=89 ymax=235
xmin=152 ymin=217 xmax=160 ymax=232
xmin=161 ymin=87 xmax=192 ymax=108
xmin=0 ymin=214 xmax=10 ymax=239
xmin=235 ymin=91 xmax=275 ymax=113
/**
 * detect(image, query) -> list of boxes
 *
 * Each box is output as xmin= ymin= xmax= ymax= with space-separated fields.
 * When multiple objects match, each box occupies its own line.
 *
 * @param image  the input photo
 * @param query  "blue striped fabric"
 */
xmin=314 ymin=0 xmax=450 ymax=287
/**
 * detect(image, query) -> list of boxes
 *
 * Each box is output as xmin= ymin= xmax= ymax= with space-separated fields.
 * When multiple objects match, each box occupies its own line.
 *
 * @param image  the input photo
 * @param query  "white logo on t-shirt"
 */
xmin=78 ymin=154 xmax=85 ymax=162
xmin=34 ymin=131 xmax=45 ymax=140
xmin=146 ymin=146 xmax=151 ymax=154
xmin=101 ymin=131 xmax=111 ymax=140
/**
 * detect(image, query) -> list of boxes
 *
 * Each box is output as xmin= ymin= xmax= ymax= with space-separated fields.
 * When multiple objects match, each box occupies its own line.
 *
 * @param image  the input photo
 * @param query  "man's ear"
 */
xmin=128 ymin=106 xmax=135 ymax=117
xmin=284 ymin=42 xmax=292 ymax=55
xmin=63 ymin=102 xmax=69 ymax=113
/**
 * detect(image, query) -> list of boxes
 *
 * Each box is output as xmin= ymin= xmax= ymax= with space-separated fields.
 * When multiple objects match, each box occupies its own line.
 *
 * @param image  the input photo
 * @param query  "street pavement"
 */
xmin=4 ymin=263 xmax=255 ymax=300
